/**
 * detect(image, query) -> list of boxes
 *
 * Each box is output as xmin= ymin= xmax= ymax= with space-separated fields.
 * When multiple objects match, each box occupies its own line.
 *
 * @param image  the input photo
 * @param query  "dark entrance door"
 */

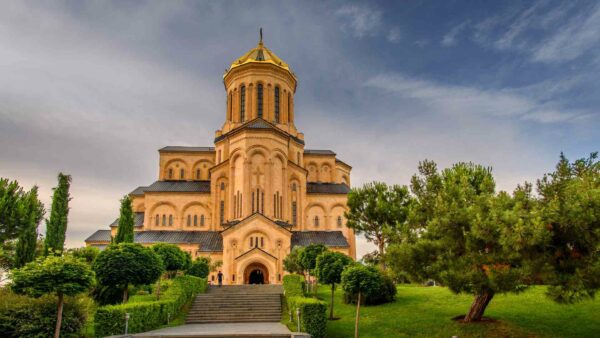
xmin=248 ymin=269 xmax=264 ymax=284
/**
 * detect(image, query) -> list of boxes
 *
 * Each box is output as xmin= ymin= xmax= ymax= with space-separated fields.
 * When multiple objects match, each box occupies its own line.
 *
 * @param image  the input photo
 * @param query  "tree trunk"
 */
xmin=156 ymin=276 xmax=162 ymax=300
xmin=464 ymin=291 xmax=494 ymax=322
xmin=306 ymin=271 xmax=310 ymax=294
xmin=330 ymin=284 xmax=335 ymax=319
xmin=123 ymin=284 xmax=129 ymax=303
xmin=378 ymin=240 xmax=386 ymax=270
xmin=54 ymin=293 xmax=64 ymax=338
xmin=354 ymin=291 xmax=361 ymax=338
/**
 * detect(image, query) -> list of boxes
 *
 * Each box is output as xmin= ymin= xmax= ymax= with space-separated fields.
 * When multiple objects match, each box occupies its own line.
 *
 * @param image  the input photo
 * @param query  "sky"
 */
xmin=1 ymin=0 xmax=599 ymax=258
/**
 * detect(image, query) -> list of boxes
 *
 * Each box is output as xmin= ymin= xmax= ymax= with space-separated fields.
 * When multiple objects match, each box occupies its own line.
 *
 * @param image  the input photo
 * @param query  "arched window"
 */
xmin=297 ymin=152 xmax=300 ymax=165
xmin=257 ymin=83 xmax=263 ymax=118
xmin=220 ymin=200 xmax=225 ymax=225
xmin=240 ymin=85 xmax=246 ymax=122
xmin=337 ymin=216 xmax=343 ymax=227
xmin=187 ymin=215 xmax=191 ymax=226
xmin=156 ymin=214 xmax=159 ymax=226
xmin=228 ymin=92 xmax=232 ymax=120
xmin=169 ymin=215 xmax=173 ymax=226
xmin=260 ymin=237 xmax=264 ymax=248
xmin=292 ymin=202 xmax=297 ymax=226
xmin=168 ymin=168 xmax=173 ymax=179
xmin=194 ymin=215 xmax=198 ymax=226
xmin=274 ymin=86 xmax=280 ymax=123
xmin=292 ymin=183 xmax=297 ymax=192
xmin=196 ymin=169 xmax=200 ymax=180
xmin=220 ymin=182 xmax=225 ymax=190
xmin=314 ymin=216 xmax=319 ymax=227
xmin=200 ymin=215 xmax=205 ymax=226
xmin=180 ymin=168 xmax=185 ymax=179
xmin=287 ymin=93 xmax=291 ymax=121
xmin=162 ymin=214 xmax=166 ymax=226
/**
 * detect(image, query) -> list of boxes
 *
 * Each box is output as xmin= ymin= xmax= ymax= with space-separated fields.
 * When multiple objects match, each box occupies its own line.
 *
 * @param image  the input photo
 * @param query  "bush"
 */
xmin=94 ymin=276 xmax=206 ymax=337
xmin=287 ymin=296 xmax=327 ymax=338
xmin=283 ymin=274 xmax=305 ymax=297
xmin=343 ymin=265 xmax=397 ymax=305
xmin=0 ymin=289 xmax=90 ymax=338
xmin=186 ymin=258 xmax=210 ymax=278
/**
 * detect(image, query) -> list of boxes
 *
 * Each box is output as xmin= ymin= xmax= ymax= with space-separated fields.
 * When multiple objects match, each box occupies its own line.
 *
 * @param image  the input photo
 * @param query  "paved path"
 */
xmin=127 ymin=322 xmax=293 ymax=337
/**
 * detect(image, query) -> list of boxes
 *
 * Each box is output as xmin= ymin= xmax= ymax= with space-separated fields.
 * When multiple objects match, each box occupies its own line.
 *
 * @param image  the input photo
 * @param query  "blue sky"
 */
xmin=1 ymin=1 xmax=598 ymax=256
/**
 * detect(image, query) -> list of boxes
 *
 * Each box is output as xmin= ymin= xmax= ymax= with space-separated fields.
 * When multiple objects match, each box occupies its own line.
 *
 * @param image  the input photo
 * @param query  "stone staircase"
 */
xmin=186 ymin=285 xmax=283 ymax=324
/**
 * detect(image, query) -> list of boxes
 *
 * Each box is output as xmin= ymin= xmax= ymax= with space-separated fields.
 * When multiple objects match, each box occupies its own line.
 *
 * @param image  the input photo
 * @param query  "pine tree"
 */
xmin=114 ymin=195 xmax=134 ymax=244
xmin=44 ymin=173 xmax=71 ymax=256
xmin=15 ymin=186 xmax=44 ymax=267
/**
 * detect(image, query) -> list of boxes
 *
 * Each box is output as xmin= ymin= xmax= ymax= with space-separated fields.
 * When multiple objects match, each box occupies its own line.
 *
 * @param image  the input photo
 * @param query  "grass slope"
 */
xmin=318 ymin=285 xmax=600 ymax=338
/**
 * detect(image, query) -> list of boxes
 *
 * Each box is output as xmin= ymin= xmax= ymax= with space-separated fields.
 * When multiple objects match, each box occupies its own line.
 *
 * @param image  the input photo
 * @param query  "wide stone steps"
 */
xmin=186 ymin=285 xmax=283 ymax=324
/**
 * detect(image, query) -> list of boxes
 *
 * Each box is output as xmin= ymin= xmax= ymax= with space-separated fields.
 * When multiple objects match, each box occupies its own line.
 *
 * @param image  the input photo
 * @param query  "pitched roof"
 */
xmin=304 ymin=149 xmax=336 ymax=155
xmin=306 ymin=182 xmax=350 ymax=194
xmin=109 ymin=212 xmax=145 ymax=227
xmin=214 ymin=118 xmax=305 ymax=145
xmin=291 ymin=231 xmax=349 ymax=248
xmin=130 ymin=186 xmax=148 ymax=196
xmin=144 ymin=180 xmax=211 ymax=193
xmin=84 ymin=230 xmax=223 ymax=252
xmin=159 ymin=146 xmax=215 ymax=153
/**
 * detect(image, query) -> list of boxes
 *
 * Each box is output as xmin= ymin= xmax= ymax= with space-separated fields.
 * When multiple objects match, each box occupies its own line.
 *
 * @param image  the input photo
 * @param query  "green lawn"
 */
xmin=315 ymin=285 xmax=600 ymax=338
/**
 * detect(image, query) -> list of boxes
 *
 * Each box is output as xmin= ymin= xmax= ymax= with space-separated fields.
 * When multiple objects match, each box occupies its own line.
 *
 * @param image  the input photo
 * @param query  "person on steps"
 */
xmin=217 ymin=271 xmax=223 ymax=287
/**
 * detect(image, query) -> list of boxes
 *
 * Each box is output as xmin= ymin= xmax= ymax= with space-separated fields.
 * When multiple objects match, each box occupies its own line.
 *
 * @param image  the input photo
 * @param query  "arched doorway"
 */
xmin=244 ymin=262 xmax=269 ymax=284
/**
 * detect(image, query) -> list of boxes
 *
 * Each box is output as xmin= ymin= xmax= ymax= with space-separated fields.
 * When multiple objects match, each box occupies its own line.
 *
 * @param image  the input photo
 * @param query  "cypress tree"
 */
xmin=114 ymin=195 xmax=134 ymax=244
xmin=15 ymin=186 xmax=44 ymax=267
xmin=44 ymin=173 xmax=71 ymax=256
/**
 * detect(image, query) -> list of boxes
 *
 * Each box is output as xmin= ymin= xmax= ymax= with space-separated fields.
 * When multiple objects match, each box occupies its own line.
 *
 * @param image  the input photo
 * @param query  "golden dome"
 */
xmin=226 ymin=30 xmax=295 ymax=78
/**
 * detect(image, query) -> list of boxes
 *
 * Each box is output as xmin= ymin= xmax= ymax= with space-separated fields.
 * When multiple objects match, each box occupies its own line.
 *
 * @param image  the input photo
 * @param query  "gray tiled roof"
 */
xmin=304 ymin=149 xmax=336 ymax=155
xmin=214 ymin=118 xmax=305 ymax=145
xmin=130 ymin=186 xmax=148 ymax=196
xmin=306 ymin=182 xmax=350 ymax=194
xmin=145 ymin=180 xmax=211 ymax=193
xmin=291 ymin=231 xmax=349 ymax=248
xmin=84 ymin=230 xmax=223 ymax=252
xmin=109 ymin=212 xmax=145 ymax=227
xmin=159 ymin=146 xmax=215 ymax=152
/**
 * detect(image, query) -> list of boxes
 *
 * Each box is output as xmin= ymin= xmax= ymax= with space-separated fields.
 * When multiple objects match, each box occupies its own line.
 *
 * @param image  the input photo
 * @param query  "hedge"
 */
xmin=94 ymin=276 xmax=206 ymax=337
xmin=283 ymin=274 xmax=305 ymax=297
xmin=283 ymin=274 xmax=326 ymax=338
xmin=0 ymin=289 xmax=90 ymax=338
xmin=287 ymin=296 xmax=327 ymax=338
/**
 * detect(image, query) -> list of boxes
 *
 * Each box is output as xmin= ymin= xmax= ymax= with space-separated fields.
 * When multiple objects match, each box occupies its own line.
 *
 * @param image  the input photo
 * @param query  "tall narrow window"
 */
xmin=274 ymin=87 xmax=280 ymax=123
xmin=273 ymin=194 xmax=277 ymax=218
xmin=240 ymin=85 xmax=246 ymax=122
xmin=156 ymin=214 xmax=159 ymax=226
xmin=180 ymin=169 xmax=185 ymax=179
xmin=252 ymin=192 xmax=255 ymax=213
xmin=168 ymin=168 xmax=173 ymax=179
xmin=220 ymin=200 xmax=225 ymax=225
xmin=280 ymin=196 xmax=283 ymax=219
xmin=187 ymin=215 xmax=191 ymax=226
xmin=169 ymin=215 xmax=173 ymax=226
xmin=257 ymin=84 xmax=263 ymax=118
xmin=228 ymin=92 xmax=232 ymax=120
xmin=201 ymin=215 xmax=205 ymax=226
xmin=297 ymin=152 xmax=300 ymax=165
xmin=260 ymin=237 xmax=264 ymax=248
xmin=314 ymin=216 xmax=319 ymax=227
xmin=337 ymin=216 xmax=343 ymax=227
xmin=292 ymin=202 xmax=297 ymax=226
xmin=261 ymin=192 xmax=264 ymax=214
xmin=287 ymin=93 xmax=291 ymax=121
xmin=162 ymin=214 xmax=166 ymax=226
xmin=194 ymin=215 xmax=198 ymax=226
xmin=196 ymin=169 xmax=200 ymax=180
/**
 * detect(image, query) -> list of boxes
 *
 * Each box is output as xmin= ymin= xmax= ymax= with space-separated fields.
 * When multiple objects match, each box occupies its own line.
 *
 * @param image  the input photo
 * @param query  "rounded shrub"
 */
xmin=342 ymin=264 xmax=397 ymax=305
xmin=186 ymin=258 xmax=210 ymax=278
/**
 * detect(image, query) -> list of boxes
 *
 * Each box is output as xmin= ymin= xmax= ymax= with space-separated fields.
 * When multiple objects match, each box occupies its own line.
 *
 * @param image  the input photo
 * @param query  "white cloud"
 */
xmin=442 ymin=21 xmax=468 ymax=46
xmin=387 ymin=27 xmax=401 ymax=43
xmin=335 ymin=4 xmax=382 ymax=38
xmin=364 ymin=73 xmax=588 ymax=124
xmin=532 ymin=4 xmax=600 ymax=63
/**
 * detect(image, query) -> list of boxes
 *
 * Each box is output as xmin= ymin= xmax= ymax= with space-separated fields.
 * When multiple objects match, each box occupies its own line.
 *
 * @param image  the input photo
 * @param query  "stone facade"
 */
xmin=85 ymin=37 xmax=355 ymax=285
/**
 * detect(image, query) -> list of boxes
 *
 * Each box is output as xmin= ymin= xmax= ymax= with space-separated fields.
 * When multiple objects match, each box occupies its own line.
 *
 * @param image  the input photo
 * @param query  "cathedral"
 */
xmin=85 ymin=35 xmax=356 ymax=285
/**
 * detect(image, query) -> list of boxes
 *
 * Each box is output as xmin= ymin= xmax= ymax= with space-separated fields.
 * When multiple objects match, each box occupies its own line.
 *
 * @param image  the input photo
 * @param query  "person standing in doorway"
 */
xmin=217 ymin=271 xmax=223 ymax=287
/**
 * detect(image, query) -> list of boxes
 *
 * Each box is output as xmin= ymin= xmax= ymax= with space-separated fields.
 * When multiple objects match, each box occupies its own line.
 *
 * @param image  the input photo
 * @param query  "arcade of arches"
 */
xmin=85 ymin=34 xmax=356 ymax=285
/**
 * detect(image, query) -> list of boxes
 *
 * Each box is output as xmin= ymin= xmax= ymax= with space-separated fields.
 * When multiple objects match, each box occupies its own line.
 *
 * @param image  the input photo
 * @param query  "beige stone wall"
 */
xmin=87 ymin=44 xmax=356 ymax=284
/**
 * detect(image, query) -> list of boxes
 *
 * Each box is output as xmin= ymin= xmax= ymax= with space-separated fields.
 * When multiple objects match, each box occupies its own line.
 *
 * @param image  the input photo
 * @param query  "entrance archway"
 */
xmin=244 ymin=262 xmax=269 ymax=284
